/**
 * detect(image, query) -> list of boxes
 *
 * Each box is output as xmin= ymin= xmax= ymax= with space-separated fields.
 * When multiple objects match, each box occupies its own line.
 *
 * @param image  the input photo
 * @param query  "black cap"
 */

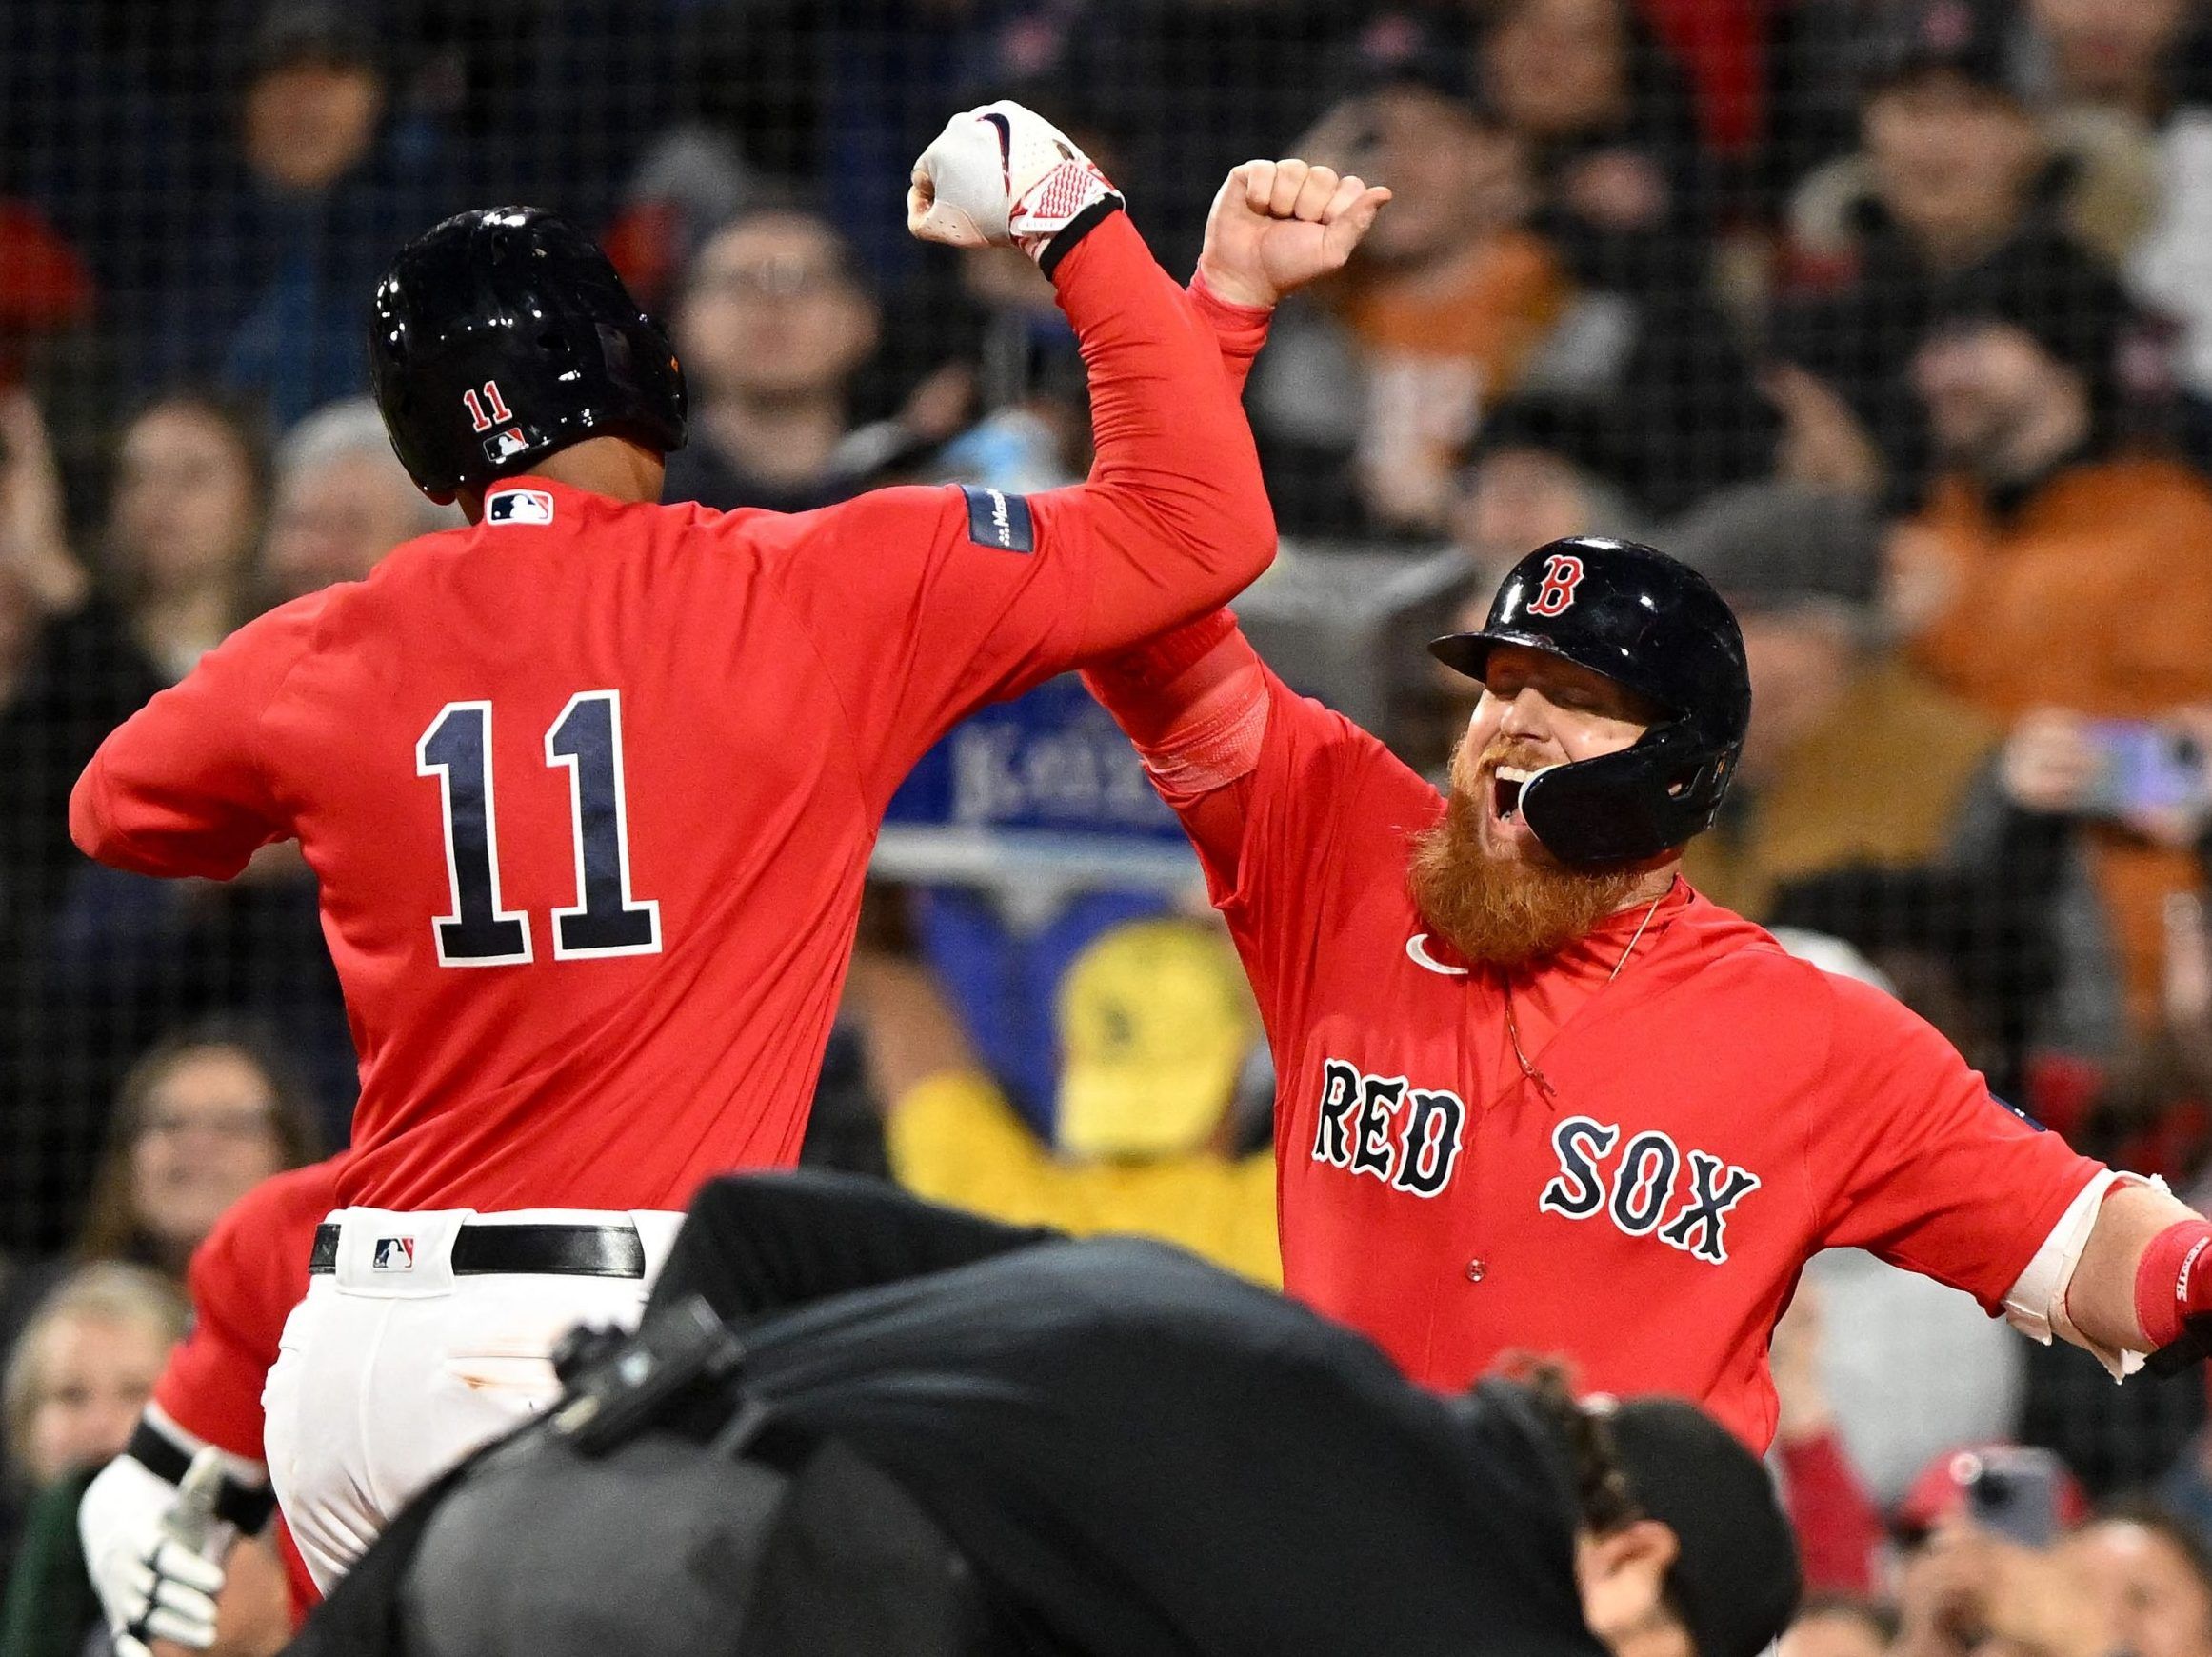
xmin=1864 ymin=0 xmax=2016 ymax=99
xmin=1342 ymin=13 xmax=1490 ymax=114
xmin=1609 ymin=1396 xmax=1802 ymax=1657
xmin=249 ymin=0 xmax=381 ymax=78
xmin=1666 ymin=482 xmax=1882 ymax=616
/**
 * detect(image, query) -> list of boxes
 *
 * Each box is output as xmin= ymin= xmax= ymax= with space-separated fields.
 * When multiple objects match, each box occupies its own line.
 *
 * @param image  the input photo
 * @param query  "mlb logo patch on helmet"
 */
xmin=372 ymin=1236 xmax=417 ymax=1271
xmin=486 ymin=489 xmax=556 ymax=526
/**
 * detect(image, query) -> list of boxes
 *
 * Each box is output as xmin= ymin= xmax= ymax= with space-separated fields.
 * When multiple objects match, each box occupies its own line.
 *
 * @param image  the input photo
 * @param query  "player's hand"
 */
xmin=82 ymin=1447 xmax=233 ymax=1656
xmin=2001 ymin=708 xmax=2101 ymax=818
xmin=907 ymin=101 xmax=1121 ymax=264
xmin=1194 ymin=159 xmax=1391 ymax=310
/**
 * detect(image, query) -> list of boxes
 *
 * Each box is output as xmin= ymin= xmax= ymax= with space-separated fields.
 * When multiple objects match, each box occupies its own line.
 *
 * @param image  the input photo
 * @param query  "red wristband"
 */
xmin=2134 ymin=1218 xmax=2212 ymax=1348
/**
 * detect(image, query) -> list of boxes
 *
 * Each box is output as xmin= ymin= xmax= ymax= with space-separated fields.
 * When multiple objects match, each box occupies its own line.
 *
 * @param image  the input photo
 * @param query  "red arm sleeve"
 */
xmin=1074 ymin=273 xmax=1279 ymax=875
xmin=1813 ymin=975 xmax=2105 ymax=1312
xmin=1186 ymin=270 xmax=1272 ymax=398
xmin=760 ymin=211 xmax=1274 ymax=800
xmin=70 ymin=595 xmax=324 ymax=879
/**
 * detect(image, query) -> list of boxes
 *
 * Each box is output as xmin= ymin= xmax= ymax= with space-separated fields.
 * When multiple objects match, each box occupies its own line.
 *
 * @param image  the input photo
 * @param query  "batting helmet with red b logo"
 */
xmin=1429 ymin=536 xmax=1750 ymax=866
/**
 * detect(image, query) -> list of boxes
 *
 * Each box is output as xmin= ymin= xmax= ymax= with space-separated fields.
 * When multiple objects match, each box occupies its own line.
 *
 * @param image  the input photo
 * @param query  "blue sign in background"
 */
xmin=884 ymin=675 xmax=1186 ymax=843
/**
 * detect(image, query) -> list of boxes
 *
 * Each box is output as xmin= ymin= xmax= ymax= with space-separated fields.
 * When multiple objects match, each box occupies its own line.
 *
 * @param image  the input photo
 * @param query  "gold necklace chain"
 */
xmin=1505 ymin=892 xmax=1666 ymax=1103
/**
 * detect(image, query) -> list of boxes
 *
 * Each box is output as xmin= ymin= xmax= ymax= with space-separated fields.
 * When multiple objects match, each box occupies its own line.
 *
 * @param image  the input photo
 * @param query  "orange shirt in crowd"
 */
xmin=1903 ymin=456 xmax=2212 ymax=1023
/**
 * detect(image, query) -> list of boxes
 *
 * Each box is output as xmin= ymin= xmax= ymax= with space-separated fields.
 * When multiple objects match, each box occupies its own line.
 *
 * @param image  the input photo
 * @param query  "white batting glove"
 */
xmin=81 ymin=1447 xmax=233 ymax=1655
xmin=907 ymin=100 xmax=1123 ymax=266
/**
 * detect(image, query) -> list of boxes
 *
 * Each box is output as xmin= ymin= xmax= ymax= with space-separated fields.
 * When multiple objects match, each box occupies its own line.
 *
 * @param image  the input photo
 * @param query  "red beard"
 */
xmin=1406 ymin=748 xmax=1646 ymax=967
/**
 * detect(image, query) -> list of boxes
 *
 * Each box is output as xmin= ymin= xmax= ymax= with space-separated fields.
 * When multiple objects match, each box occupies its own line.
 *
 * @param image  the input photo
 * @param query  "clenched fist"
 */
xmin=1194 ymin=159 xmax=1391 ymax=310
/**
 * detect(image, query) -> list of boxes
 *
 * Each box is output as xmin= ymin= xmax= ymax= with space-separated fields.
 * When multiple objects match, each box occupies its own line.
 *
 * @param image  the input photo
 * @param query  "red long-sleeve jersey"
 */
xmin=70 ymin=210 xmax=1274 ymax=1212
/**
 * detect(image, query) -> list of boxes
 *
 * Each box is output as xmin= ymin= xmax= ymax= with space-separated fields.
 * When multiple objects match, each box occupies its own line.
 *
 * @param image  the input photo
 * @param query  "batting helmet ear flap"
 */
xmin=1519 ymin=722 xmax=1736 ymax=867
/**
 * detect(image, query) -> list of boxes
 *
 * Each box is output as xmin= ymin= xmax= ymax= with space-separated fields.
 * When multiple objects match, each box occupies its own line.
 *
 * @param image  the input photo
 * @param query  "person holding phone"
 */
xmin=1887 ymin=233 xmax=2212 ymax=1035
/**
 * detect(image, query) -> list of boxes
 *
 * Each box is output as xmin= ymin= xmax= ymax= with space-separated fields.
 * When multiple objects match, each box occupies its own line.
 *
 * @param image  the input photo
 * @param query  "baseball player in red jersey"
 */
xmin=78 ymin=1158 xmax=340 ymax=1652
xmin=68 ymin=103 xmax=1386 ymax=1591
xmin=1081 ymin=190 xmax=2212 ymax=1451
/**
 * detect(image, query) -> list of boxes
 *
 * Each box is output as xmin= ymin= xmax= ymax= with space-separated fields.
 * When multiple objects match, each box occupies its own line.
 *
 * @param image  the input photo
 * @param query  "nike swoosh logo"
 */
xmin=981 ymin=111 xmax=1013 ymax=195
xmin=1405 ymin=934 xmax=1469 ymax=976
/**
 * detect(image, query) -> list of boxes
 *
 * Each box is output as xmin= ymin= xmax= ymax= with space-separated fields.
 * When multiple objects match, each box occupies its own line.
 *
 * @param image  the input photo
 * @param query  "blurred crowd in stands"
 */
xmin=12 ymin=0 xmax=2212 ymax=1648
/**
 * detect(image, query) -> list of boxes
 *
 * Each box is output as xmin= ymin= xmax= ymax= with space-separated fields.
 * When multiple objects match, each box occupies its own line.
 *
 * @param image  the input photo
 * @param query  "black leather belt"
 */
xmin=309 ymin=1221 xmax=646 ymax=1278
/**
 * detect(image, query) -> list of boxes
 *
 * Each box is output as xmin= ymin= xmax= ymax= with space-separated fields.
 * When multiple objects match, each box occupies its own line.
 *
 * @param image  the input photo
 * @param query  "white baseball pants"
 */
xmin=262 ymin=1206 xmax=683 ymax=1592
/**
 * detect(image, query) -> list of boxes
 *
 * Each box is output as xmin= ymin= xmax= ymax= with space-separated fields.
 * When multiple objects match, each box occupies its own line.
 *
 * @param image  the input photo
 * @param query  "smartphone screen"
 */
xmin=2083 ymin=720 xmax=2207 ymax=817
xmin=1963 ymin=1447 xmax=2065 ymax=1548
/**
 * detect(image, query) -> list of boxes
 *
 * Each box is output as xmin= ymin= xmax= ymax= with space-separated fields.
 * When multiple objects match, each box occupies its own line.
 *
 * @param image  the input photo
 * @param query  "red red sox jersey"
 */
xmin=71 ymin=212 xmax=1272 ymax=1213
xmin=151 ymin=1157 xmax=341 ymax=1619
xmin=1135 ymin=659 xmax=2105 ymax=1449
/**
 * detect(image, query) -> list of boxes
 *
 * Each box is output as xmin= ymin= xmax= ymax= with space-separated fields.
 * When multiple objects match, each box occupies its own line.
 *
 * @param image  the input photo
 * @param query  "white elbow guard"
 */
xmin=2002 ymin=1169 xmax=2162 ymax=1380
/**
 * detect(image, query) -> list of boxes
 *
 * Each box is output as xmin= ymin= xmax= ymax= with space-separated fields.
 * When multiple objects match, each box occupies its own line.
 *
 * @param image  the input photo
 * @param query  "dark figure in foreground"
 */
xmin=285 ymin=1174 xmax=1799 ymax=1657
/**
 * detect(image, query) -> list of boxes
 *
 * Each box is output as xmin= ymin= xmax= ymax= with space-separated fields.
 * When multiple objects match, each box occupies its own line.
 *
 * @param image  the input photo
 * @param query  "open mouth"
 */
xmin=1491 ymin=765 xmax=1535 ymax=824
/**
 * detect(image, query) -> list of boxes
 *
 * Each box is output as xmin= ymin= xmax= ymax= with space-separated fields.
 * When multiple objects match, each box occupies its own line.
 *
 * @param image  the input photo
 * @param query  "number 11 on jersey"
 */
xmin=416 ymin=691 xmax=661 ymax=968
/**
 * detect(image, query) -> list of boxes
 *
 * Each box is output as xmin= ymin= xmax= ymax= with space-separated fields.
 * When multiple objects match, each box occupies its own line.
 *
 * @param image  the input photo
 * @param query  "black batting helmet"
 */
xmin=1430 ymin=537 xmax=1750 ymax=867
xmin=369 ymin=207 xmax=687 ymax=497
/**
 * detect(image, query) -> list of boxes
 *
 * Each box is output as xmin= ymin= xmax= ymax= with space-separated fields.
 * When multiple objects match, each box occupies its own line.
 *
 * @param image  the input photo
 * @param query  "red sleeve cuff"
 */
xmin=1186 ymin=270 xmax=1273 ymax=356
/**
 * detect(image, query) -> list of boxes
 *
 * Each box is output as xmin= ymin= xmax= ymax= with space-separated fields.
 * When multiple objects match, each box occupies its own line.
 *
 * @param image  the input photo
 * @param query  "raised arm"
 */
xmin=909 ymin=103 xmax=1281 ymax=659
xmin=763 ymin=116 xmax=1384 ymax=795
xmin=1082 ymin=157 xmax=1391 ymax=884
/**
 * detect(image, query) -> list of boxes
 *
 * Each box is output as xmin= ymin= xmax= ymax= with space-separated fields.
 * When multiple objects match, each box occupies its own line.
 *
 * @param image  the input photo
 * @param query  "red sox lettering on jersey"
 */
xmin=1307 ymin=1062 xmax=1763 ymax=1263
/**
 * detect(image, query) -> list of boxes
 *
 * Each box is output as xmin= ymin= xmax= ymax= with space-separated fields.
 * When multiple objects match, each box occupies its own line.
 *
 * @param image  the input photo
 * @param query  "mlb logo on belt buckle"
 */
xmin=372 ymin=1236 xmax=417 ymax=1272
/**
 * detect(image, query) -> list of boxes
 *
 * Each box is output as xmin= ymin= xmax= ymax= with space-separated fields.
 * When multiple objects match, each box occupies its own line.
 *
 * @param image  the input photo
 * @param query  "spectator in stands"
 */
xmin=1447 ymin=413 xmax=1652 ymax=591
xmin=1476 ymin=0 xmax=1708 ymax=249
xmin=1470 ymin=0 xmax=1776 ymax=514
xmin=2064 ymin=1501 xmax=2212 ymax=1657
xmin=2027 ymin=0 xmax=2212 ymax=405
xmin=1250 ymin=44 xmax=1566 ymax=536
xmin=0 ymin=389 xmax=163 ymax=1002
xmin=1773 ymin=0 xmax=2079 ymax=504
xmin=662 ymin=208 xmax=894 ymax=513
xmin=1770 ymin=1282 xmax=1885 ymax=1596
xmin=1778 ymin=1595 xmax=1894 ymax=1657
xmin=103 ymin=390 xmax=267 ymax=684
xmin=0 ymin=393 xmax=169 ymax=1242
xmin=1890 ymin=237 xmax=2212 ymax=1033
xmin=842 ymin=917 xmax=1278 ymax=1286
xmin=1668 ymin=480 xmax=1999 ymax=923
xmin=0 ymin=1263 xmax=184 ymax=1647
xmin=161 ymin=1 xmax=461 ymax=429
xmin=1890 ymin=1449 xmax=2111 ymax=1657
xmin=258 ymin=397 xmax=455 ymax=606
xmin=73 ymin=1025 xmax=321 ymax=1284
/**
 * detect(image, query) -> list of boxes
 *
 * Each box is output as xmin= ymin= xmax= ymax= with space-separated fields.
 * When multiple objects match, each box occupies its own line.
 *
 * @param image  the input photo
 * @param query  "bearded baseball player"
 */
xmin=69 ymin=101 xmax=1387 ymax=1601
xmin=79 ymin=1157 xmax=341 ymax=1654
xmin=1081 ymin=207 xmax=2212 ymax=1449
